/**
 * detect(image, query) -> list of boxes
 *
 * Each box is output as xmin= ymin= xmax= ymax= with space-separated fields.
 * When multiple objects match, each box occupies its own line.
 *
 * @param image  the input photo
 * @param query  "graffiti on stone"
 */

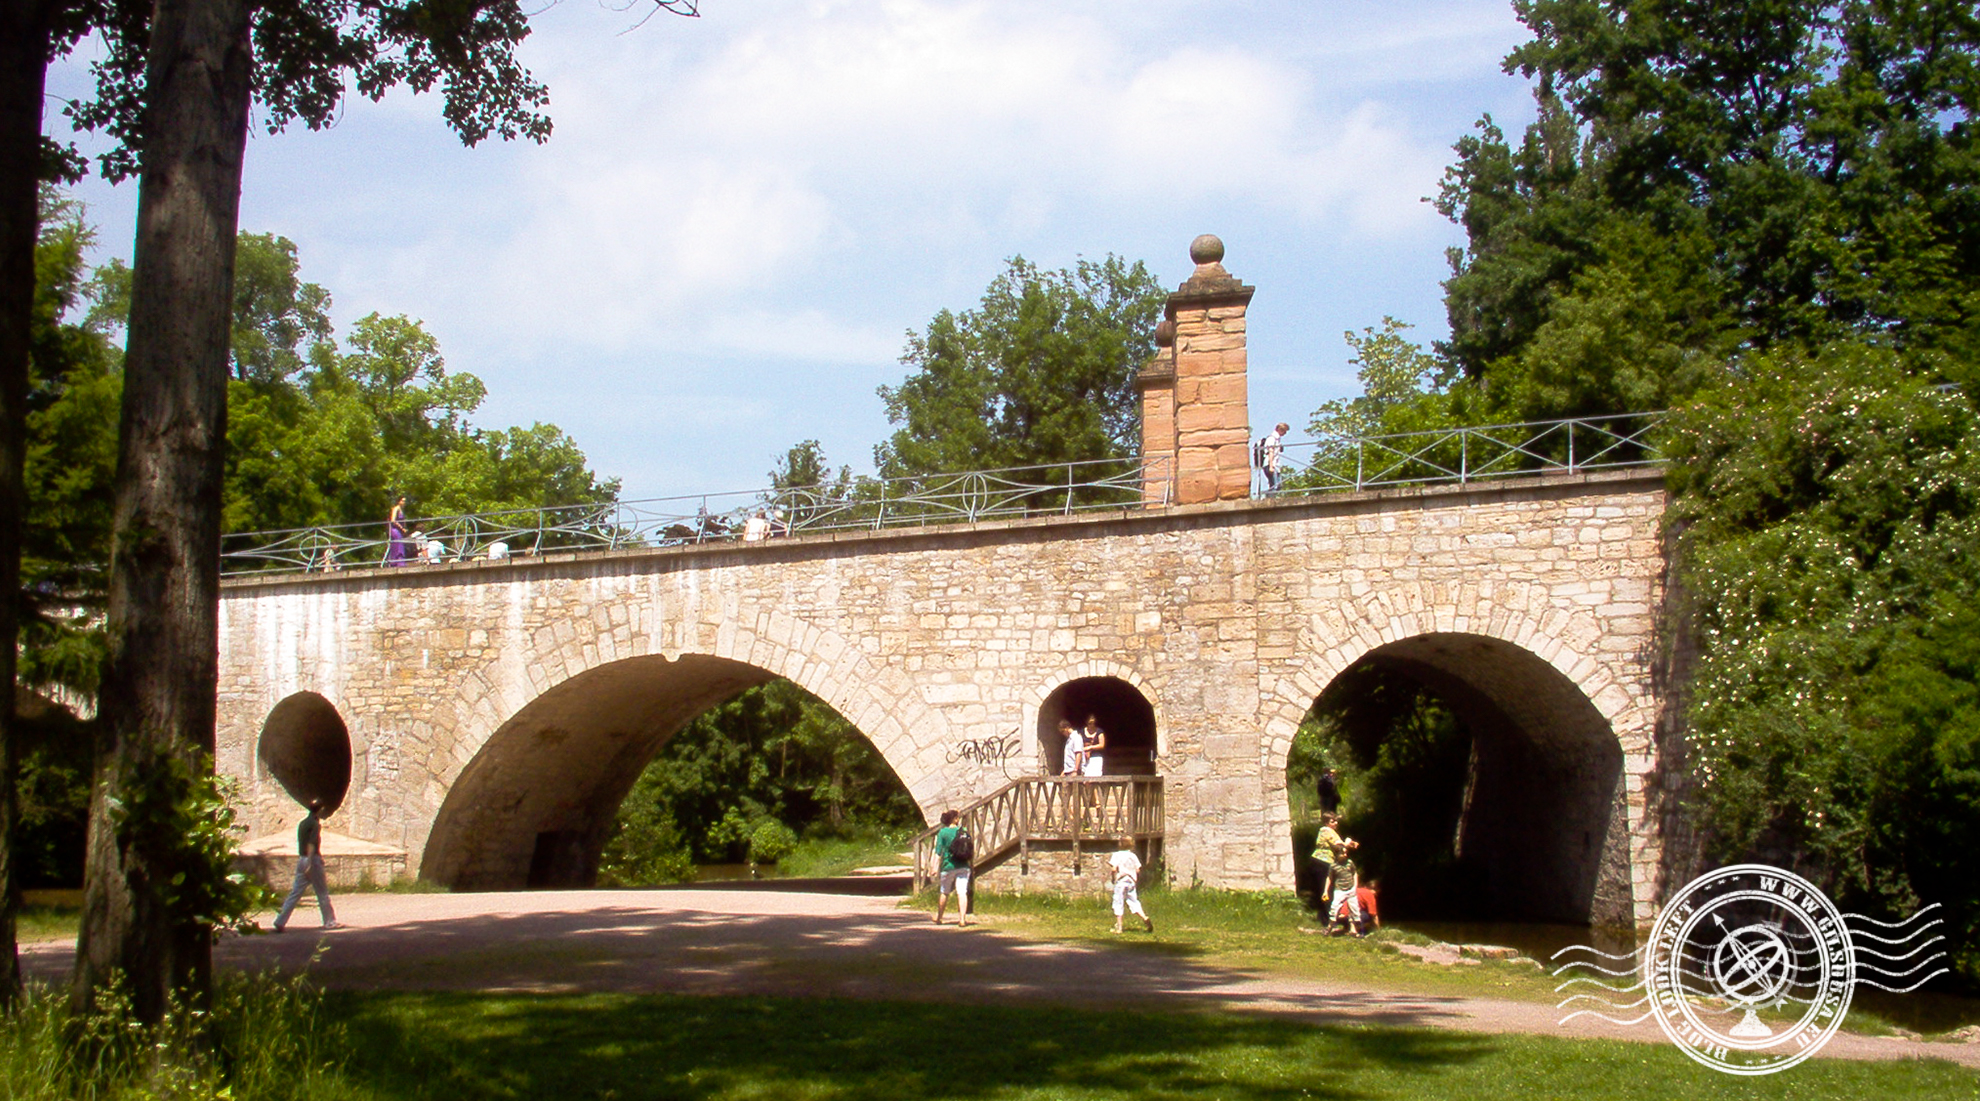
xmin=947 ymin=731 xmax=1026 ymax=776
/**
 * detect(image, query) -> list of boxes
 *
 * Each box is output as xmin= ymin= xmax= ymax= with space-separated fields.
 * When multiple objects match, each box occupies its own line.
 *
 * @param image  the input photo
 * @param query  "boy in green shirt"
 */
xmin=933 ymin=809 xmax=972 ymax=927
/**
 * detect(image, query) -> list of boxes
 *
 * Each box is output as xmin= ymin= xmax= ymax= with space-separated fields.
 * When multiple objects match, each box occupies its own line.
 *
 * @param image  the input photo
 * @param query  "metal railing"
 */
xmin=220 ymin=453 xmax=1172 ymax=576
xmin=911 ymin=775 xmax=1163 ymax=889
xmin=1274 ymin=411 xmax=1664 ymax=494
xmin=219 ymin=411 xmax=1667 ymax=577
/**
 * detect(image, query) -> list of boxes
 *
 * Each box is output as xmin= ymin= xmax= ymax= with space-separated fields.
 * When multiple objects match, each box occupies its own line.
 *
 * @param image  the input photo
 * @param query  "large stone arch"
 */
xmin=419 ymin=609 xmax=951 ymax=890
xmin=1261 ymin=598 xmax=1651 ymax=927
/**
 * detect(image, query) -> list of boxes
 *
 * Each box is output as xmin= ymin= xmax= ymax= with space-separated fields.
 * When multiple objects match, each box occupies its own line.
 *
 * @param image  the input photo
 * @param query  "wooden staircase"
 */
xmin=912 ymin=776 xmax=1163 ymax=890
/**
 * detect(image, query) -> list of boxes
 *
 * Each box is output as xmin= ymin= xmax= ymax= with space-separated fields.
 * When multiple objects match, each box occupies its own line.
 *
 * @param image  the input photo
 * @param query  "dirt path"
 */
xmin=21 ymin=889 xmax=1976 ymax=1069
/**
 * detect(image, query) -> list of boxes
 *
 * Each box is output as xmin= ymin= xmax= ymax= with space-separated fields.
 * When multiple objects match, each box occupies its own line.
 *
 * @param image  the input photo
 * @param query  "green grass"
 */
xmin=925 ymin=887 xmax=1570 ymax=1004
xmin=329 ymin=989 xmax=1976 ymax=1100
xmin=15 ymin=904 xmax=80 ymax=943
xmin=0 ymin=971 xmax=364 ymax=1101
xmin=772 ymin=828 xmax=914 ymax=879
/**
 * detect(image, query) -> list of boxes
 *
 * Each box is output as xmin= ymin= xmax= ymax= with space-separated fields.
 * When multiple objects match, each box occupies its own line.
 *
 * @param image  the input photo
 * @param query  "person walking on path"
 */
xmin=384 ymin=496 xmax=410 ymax=566
xmin=1108 ymin=837 xmax=1154 ymax=933
xmin=1259 ymin=422 xmax=1289 ymax=494
xmin=273 ymin=800 xmax=342 ymax=932
xmin=933 ymin=809 xmax=972 ymax=927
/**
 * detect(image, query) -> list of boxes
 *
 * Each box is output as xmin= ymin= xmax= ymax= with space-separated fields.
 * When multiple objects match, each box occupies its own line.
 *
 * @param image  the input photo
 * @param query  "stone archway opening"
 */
xmin=1292 ymin=633 xmax=1630 ymax=929
xmin=1037 ymin=677 xmax=1157 ymax=775
xmin=257 ymin=691 xmax=352 ymax=813
xmin=422 ymin=654 xmax=918 ymax=891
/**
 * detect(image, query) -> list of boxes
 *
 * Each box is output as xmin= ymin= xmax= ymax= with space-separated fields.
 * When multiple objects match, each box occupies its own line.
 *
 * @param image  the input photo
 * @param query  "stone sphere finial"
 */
xmin=1154 ymin=320 xmax=1176 ymax=347
xmin=1189 ymin=234 xmax=1225 ymax=265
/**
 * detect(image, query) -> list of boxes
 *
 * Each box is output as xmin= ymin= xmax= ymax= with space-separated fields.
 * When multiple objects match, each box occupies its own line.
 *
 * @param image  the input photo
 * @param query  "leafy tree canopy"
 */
xmin=1398 ymin=0 xmax=1980 ymax=981
xmin=24 ymin=201 xmax=618 ymax=701
xmin=875 ymin=255 xmax=1165 ymax=477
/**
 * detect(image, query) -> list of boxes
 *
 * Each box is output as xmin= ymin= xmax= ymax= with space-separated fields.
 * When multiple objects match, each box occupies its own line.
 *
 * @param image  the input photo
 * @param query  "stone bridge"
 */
xmin=217 ymin=467 xmax=1677 ymax=926
xmin=215 ymin=237 xmax=1685 ymax=927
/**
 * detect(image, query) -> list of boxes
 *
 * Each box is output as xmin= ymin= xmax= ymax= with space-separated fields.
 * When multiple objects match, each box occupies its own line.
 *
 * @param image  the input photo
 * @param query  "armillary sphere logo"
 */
xmin=1552 ymin=864 xmax=1947 ymax=1076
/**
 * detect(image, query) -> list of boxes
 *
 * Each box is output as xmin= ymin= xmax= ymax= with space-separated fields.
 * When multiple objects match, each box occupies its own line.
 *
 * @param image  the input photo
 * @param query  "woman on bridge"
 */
xmin=385 ymin=496 xmax=411 ymax=566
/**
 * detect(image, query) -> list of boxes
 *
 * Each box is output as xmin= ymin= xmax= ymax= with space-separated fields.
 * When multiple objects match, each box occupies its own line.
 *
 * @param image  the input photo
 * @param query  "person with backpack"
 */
xmin=1255 ymin=422 xmax=1289 ymax=494
xmin=933 ymin=809 xmax=973 ymax=926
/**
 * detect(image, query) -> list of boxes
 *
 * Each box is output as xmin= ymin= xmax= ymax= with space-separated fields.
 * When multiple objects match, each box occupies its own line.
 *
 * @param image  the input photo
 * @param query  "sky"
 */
xmin=44 ymin=0 xmax=1541 ymax=505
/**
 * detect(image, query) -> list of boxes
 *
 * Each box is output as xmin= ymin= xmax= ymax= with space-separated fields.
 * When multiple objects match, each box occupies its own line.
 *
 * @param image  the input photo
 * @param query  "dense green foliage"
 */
xmin=1379 ymin=0 xmax=1980 ymax=979
xmin=0 ymin=971 xmax=352 ymax=1100
xmin=18 ymin=204 xmax=616 ymax=887
xmin=86 ymin=235 xmax=619 ymax=538
xmin=875 ymin=255 xmax=1165 ymax=477
xmin=599 ymin=679 xmax=920 ymax=882
xmin=1286 ymin=678 xmax=1475 ymax=917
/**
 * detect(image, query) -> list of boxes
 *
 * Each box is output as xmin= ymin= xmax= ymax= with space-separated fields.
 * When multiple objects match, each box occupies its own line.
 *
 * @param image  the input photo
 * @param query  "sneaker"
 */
xmin=1143 ymin=916 xmax=1155 ymax=933
xmin=322 ymin=922 xmax=345 ymax=930
xmin=271 ymin=925 xmax=286 ymax=934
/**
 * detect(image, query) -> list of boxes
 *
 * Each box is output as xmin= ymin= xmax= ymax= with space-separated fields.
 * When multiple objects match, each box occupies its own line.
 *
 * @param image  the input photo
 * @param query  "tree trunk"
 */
xmin=72 ymin=0 xmax=251 ymax=1022
xmin=0 ymin=0 xmax=57 ymax=1013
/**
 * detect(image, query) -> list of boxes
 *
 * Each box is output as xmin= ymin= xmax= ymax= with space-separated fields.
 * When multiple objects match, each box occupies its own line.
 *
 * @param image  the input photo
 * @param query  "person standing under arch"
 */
xmin=1060 ymin=718 xmax=1085 ymax=776
xmin=1081 ymin=714 xmax=1107 ymax=777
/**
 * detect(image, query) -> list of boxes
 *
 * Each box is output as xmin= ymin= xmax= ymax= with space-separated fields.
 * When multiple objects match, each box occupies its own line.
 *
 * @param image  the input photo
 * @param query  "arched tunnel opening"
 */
xmin=1037 ymin=677 xmax=1158 ymax=775
xmin=422 ymin=655 xmax=920 ymax=890
xmin=1290 ymin=634 xmax=1632 ymax=931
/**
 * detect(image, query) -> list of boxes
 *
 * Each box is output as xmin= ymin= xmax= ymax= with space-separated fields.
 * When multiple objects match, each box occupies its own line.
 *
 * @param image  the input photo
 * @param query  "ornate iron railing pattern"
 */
xmin=221 ymin=453 xmax=1171 ymax=576
xmin=220 ymin=412 xmax=1665 ymax=577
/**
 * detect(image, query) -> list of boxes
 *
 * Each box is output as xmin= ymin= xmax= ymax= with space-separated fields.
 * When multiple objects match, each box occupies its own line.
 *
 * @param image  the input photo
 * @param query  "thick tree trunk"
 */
xmin=0 ymin=0 xmax=57 ymax=1012
xmin=72 ymin=0 xmax=251 ymax=1022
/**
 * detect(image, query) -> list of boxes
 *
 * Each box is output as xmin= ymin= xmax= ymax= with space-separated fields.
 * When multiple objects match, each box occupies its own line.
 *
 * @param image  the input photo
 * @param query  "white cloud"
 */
xmin=43 ymin=0 xmax=1535 ymax=500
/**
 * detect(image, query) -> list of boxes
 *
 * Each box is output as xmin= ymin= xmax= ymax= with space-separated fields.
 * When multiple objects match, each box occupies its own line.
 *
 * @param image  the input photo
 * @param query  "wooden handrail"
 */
xmin=913 ymin=775 xmax=1164 ymax=890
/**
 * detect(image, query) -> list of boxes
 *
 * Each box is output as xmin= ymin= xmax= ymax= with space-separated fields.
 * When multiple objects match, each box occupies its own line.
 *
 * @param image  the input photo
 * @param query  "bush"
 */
xmin=747 ymin=820 xmax=798 ymax=865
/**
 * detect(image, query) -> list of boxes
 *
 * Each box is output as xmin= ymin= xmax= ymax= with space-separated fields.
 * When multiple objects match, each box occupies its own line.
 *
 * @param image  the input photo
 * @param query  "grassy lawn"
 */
xmin=16 ymin=903 xmax=80 ymax=943
xmin=774 ymin=830 xmax=914 ymax=879
xmin=928 ymin=887 xmax=1980 ymax=1038
xmin=329 ymin=989 xmax=1977 ymax=1101
xmin=930 ymin=887 xmax=1571 ymax=1004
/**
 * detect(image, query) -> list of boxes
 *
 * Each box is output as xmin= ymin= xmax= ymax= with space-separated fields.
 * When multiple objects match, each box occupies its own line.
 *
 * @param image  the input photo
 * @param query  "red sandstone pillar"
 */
xmin=1165 ymin=235 xmax=1253 ymax=505
xmin=1137 ymin=320 xmax=1177 ymax=506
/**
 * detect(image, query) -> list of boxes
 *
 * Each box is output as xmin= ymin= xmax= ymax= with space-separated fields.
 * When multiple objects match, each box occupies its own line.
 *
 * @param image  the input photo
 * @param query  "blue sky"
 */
xmin=46 ymin=0 xmax=1540 ymax=504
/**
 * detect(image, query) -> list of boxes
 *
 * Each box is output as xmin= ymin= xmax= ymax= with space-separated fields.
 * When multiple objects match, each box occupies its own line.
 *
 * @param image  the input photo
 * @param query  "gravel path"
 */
xmin=20 ymin=889 xmax=1976 ymax=1069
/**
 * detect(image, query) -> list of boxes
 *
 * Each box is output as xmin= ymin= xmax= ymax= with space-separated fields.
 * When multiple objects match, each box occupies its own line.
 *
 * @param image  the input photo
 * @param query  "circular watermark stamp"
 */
xmin=1643 ymin=864 xmax=1852 ymax=1075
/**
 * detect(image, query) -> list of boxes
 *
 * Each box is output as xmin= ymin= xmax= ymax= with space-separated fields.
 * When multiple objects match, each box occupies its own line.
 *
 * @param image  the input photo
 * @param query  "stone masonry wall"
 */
xmin=216 ymin=470 xmax=1674 ymax=922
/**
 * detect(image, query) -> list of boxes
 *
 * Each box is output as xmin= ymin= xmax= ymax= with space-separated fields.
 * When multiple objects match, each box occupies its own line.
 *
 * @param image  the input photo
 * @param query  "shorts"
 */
xmin=940 ymin=867 xmax=971 ymax=896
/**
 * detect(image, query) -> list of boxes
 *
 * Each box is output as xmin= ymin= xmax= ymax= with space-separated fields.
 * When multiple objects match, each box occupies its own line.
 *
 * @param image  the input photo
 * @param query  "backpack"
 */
xmin=1253 ymin=436 xmax=1267 ymax=468
xmin=947 ymin=827 xmax=974 ymax=865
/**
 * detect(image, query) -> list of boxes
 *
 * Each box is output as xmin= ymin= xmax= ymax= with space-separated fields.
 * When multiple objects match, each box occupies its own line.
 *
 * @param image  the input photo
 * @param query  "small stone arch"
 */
xmin=256 ymin=691 xmax=352 ymax=814
xmin=1022 ymin=660 xmax=1163 ymax=774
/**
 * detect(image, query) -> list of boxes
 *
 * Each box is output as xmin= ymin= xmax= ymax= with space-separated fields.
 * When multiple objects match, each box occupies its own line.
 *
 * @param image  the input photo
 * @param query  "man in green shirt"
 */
xmin=273 ymin=800 xmax=342 ymax=932
xmin=933 ymin=809 xmax=972 ymax=927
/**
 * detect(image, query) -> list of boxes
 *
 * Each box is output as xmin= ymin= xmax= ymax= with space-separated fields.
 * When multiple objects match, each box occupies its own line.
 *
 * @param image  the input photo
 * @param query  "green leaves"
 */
xmin=1667 ymin=344 xmax=1980 ymax=974
xmin=876 ymin=255 xmax=1165 ymax=477
xmin=610 ymin=679 xmax=919 ymax=868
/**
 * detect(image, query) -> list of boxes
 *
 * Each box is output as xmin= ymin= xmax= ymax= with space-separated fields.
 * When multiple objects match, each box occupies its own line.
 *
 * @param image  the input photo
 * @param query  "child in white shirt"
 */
xmin=1108 ymin=837 xmax=1154 ymax=934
